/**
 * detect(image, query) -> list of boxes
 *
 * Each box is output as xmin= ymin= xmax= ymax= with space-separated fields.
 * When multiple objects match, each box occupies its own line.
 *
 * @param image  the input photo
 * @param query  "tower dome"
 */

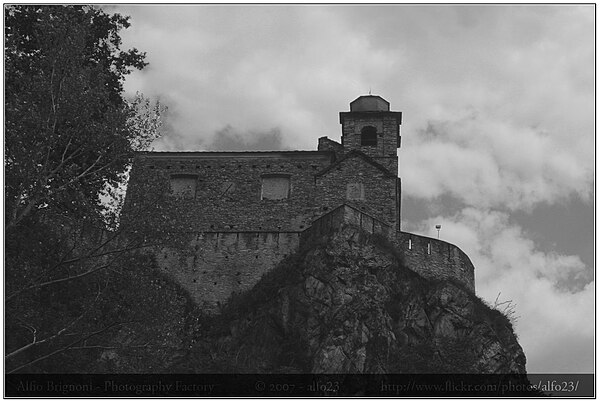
xmin=350 ymin=95 xmax=390 ymax=112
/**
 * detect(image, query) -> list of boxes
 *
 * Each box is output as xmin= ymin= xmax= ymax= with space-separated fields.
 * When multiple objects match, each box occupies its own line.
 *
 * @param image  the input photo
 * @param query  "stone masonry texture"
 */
xmin=155 ymin=231 xmax=300 ymax=310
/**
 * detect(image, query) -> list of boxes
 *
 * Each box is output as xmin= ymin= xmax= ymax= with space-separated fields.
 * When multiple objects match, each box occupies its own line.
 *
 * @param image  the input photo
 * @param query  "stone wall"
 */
xmin=395 ymin=232 xmax=475 ymax=292
xmin=317 ymin=136 xmax=345 ymax=158
xmin=154 ymin=231 xmax=301 ymax=310
xmin=315 ymin=155 xmax=398 ymax=230
xmin=125 ymin=151 xmax=335 ymax=232
xmin=140 ymin=206 xmax=474 ymax=311
xmin=125 ymin=149 xmax=400 ymax=234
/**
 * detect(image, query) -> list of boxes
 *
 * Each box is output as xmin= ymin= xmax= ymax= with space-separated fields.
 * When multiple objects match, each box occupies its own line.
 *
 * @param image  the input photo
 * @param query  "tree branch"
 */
xmin=6 ymin=310 xmax=85 ymax=360
xmin=6 ymin=233 xmax=157 ymax=303
xmin=7 ymin=322 xmax=126 ymax=374
xmin=6 ymin=263 xmax=109 ymax=302
xmin=67 ymin=344 xmax=151 ymax=350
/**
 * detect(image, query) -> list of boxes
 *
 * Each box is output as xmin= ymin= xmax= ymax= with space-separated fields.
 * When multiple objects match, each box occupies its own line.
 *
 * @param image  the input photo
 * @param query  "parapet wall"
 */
xmin=300 ymin=204 xmax=393 ymax=246
xmin=154 ymin=231 xmax=301 ymax=310
xmin=395 ymin=232 xmax=475 ymax=292
xmin=300 ymin=205 xmax=475 ymax=292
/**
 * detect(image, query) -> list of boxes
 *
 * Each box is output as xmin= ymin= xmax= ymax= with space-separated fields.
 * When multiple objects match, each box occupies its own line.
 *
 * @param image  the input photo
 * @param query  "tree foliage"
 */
xmin=5 ymin=5 xmax=160 ymax=229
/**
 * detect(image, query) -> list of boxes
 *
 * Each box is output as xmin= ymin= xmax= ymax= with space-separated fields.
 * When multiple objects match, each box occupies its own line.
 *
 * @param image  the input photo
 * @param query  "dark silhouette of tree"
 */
xmin=4 ymin=5 xmax=176 ymax=373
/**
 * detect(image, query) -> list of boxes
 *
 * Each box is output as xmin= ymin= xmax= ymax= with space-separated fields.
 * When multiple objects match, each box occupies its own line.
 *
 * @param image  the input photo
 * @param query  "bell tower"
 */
xmin=339 ymin=95 xmax=402 ymax=174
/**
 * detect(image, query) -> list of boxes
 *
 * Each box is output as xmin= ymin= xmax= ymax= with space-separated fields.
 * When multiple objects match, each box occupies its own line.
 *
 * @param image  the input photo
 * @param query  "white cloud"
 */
xmin=401 ymin=111 xmax=593 ymax=210
xmin=407 ymin=208 xmax=594 ymax=373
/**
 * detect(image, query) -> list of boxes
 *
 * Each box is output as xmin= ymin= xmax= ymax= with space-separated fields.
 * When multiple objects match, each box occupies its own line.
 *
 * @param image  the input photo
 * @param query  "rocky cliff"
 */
xmin=183 ymin=224 xmax=526 ymax=374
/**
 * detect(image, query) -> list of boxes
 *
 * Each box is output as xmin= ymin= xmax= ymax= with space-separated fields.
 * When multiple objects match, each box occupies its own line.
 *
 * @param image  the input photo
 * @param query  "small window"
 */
xmin=361 ymin=126 xmax=378 ymax=146
xmin=170 ymin=174 xmax=197 ymax=198
xmin=427 ymin=242 xmax=431 ymax=255
xmin=346 ymin=183 xmax=365 ymax=201
xmin=261 ymin=174 xmax=290 ymax=200
xmin=408 ymin=238 xmax=412 ymax=250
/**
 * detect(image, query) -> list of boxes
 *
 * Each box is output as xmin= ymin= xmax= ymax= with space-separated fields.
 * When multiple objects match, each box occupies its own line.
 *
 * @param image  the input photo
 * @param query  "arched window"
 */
xmin=361 ymin=126 xmax=377 ymax=146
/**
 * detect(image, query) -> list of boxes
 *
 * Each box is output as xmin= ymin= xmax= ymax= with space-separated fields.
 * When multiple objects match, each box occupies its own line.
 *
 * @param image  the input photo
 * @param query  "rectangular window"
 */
xmin=346 ymin=183 xmax=365 ymax=201
xmin=261 ymin=174 xmax=290 ymax=200
xmin=170 ymin=174 xmax=197 ymax=199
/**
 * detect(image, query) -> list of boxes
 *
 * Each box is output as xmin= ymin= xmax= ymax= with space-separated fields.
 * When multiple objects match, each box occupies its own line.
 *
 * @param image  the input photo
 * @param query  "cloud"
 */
xmin=207 ymin=126 xmax=285 ymax=151
xmin=405 ymin=208 xmax=594 ymax=373
xmin=400 ymin=110 xmax=593 ymax=210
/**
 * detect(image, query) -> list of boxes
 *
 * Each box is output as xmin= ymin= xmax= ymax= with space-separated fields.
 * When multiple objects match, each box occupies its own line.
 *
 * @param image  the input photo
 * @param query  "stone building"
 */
xmin=124 ymin=95 xmax=475 ymax=310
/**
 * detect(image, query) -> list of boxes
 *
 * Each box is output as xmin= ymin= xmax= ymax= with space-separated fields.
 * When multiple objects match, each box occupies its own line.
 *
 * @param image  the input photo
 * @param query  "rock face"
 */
xmin=203 ymin=224 xmax=526 ymax=374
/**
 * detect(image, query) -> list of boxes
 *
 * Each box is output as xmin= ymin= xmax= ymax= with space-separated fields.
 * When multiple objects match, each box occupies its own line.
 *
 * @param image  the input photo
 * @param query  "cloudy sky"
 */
xmin=110 ymin=4 xmax=594 ymax=373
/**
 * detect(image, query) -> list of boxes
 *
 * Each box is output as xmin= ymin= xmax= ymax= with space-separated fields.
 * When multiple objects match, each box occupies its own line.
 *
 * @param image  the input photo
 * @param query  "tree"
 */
xmin=5 ymin=5 xmax=159 ymax=229
xmin=5 ymin=5 xmax=173 ymax=373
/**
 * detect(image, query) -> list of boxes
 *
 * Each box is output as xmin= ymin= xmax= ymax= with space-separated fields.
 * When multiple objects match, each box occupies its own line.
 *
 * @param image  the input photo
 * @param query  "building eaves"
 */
xmin=136 ymin=150 xmax=335 ymax=161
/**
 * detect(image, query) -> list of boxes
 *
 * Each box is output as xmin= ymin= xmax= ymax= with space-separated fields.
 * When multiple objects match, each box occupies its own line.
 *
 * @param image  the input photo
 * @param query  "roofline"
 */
xmin=350 ymin=95 xmax=390 ymax=106
xmin=136 ymin=150 xmax=335 ymax=160
xmin=339 ymin=111 xmax=402 ymax=124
